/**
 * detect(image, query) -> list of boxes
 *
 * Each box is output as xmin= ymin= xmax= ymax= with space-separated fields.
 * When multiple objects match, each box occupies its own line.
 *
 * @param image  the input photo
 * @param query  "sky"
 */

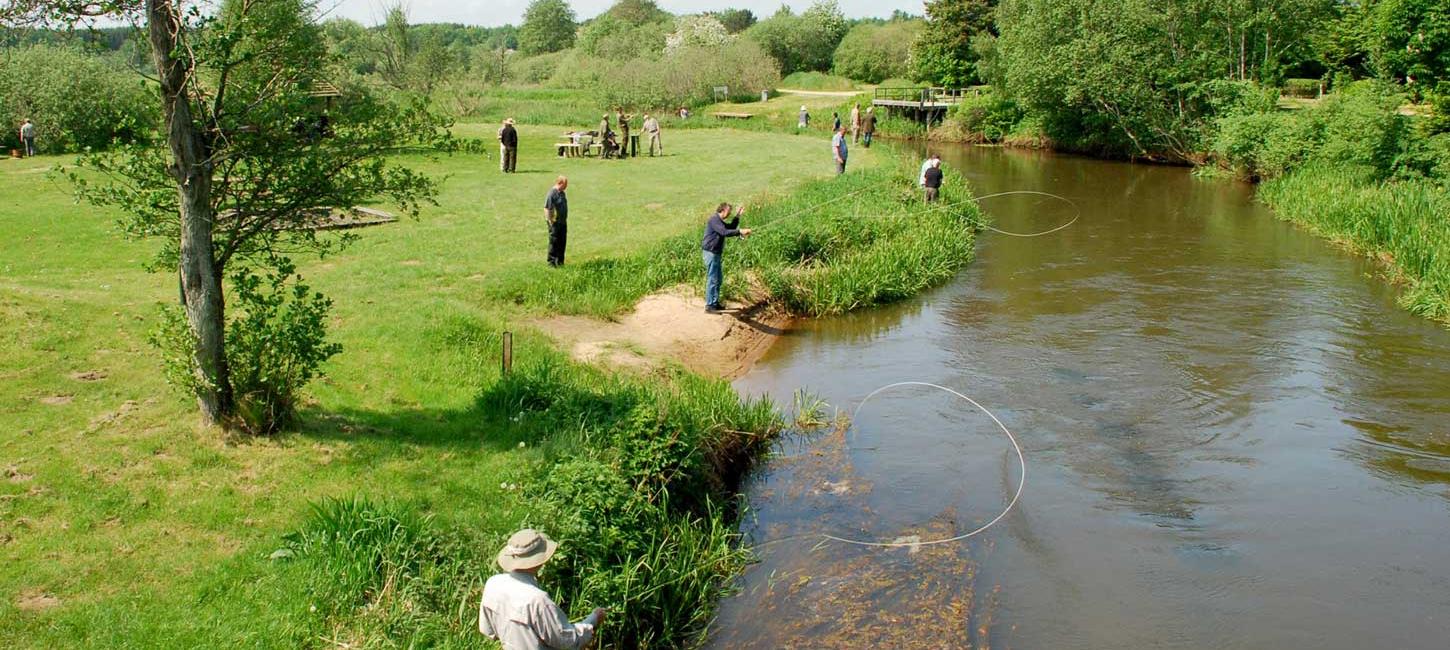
xmin=316 ymin=1 xmax=926 ymax=27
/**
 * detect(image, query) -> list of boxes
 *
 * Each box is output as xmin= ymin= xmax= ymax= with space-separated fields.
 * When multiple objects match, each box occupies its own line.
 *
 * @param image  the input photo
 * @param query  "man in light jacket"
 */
xmin=480 ymin=529 xmax=606 ymax=650
xmin=642 ymin=113 xmax=662 ymax=156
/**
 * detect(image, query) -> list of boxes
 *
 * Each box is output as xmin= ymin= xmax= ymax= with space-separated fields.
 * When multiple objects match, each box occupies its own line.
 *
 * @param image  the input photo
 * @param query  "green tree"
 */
xmin=910 ymin=0 xmax=997 ymax=86
xmin=713 ymin=8 xmax=756 ymax=33
xmin=8 ymin=0 xmax=445 ymax=430
xmin=832 ymin=20 xmax=924 ymax=83
xmin=745 ymin=1 xmax=848 ymax=74
xmin=519 ymin=0 xmax=575 ymax=54
xmin=605 ymin=0 xmax=670 ymax=26
xmin=1368 ymin=0 xmax=1450 ymax=91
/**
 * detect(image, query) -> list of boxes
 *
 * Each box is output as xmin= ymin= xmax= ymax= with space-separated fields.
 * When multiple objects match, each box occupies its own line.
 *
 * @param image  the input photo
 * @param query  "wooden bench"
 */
xmin=556 ymin=142 xmax=583 ymax=158
xmin=711 ymin=112 xmax=754 ymax=120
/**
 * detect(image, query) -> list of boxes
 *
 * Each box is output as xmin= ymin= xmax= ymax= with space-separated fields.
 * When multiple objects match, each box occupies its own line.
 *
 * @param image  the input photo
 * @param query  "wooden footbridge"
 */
xmin=871 ymin=86 xmax=978 ymax=123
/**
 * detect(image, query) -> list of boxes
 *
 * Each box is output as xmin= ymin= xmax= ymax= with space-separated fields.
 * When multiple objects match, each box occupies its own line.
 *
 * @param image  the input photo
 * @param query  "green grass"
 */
xmin=778 ymin=71 xmax=863 ymax=91
xmin=1259 ymin=164 xmax=1450 ymax=321
xmin=0 ymin=124 xmax=919 ymax=647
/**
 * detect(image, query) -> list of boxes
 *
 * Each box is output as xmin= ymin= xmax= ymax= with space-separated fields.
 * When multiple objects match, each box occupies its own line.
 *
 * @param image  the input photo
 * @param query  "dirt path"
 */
xmin=533 ymin=286 xmax=791 ymax=379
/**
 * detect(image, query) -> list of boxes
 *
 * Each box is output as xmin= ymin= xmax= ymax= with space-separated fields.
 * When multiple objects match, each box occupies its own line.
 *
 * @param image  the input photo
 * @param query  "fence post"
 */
xmin=501 ymin=331 xmax=513 ymax=375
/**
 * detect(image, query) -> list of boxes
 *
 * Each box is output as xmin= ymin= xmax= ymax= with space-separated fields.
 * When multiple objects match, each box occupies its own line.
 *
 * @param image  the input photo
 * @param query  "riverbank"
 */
xmin=0 ymin=127 xmax=979 ymax=648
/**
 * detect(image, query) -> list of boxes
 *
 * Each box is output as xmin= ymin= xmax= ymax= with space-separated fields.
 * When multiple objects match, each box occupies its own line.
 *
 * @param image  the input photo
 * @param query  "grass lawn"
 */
xmin=0 ymin=125 xmax=883 ymax=647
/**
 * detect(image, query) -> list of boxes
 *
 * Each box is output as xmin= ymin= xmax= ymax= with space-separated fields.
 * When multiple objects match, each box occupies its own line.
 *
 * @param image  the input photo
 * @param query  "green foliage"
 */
xmin=224 ymin=262 xmax=342 ymax=435
xmin=477 ymin=352 xmax=782 ymax=648
xmin=831 ymin=20 xmax=924 ymax=84
xmin=944 ymin=88 xmax=1025 ymax=141
xmin=604 ymin=0 xmax=671 ymax=26
xmin=713 ymin=8 xmax=757 ymax=34
xmin=550 ymin=40 xmax=779 ymax=110
xmin=995 ymin=0 xmax=1326 ymax=159
xmin=1260 ymin=164 xmax=1450 ymax=320
xmin=576 ymin=13 xmax=669 ymax=60
xmin=779 ymin=71 xmax=859 ymax=91
xmin=1213 ymin=82 xmax=1418 ymax=180
xmin=519 ymin=0 xmax=577 ymax=55
xmin=0 ymin=44 xmax=154 ymax=153
xmin=745 ymin=1 xmax=849 ymax=75
xmin=282 ymin=496 xmax=483 ymax=644
xmin=151 ymin=261 xmax=343 ymax=435
xmin=1283 ymin=77 xmax=1324 ymax=98
xmin=1367 ymin=0 xmax=1450 ymax=92
xmin=911 ymin=0 xmax=998 ymax=86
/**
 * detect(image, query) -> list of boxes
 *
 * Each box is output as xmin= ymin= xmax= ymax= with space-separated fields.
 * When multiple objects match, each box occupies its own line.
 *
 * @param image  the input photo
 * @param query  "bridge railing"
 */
xmin=872 ymin=87 xmax=975 ymax=105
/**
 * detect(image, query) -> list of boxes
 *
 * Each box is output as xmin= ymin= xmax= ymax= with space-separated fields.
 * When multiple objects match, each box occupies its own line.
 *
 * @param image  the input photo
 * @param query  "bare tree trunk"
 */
xmin=148 ymin=0 xmax=232 ymax=424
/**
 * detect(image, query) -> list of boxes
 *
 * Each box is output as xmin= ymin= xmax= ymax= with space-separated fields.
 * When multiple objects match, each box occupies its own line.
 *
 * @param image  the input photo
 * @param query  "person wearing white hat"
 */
xmin=480 ymin=528 xmax=606 ymax=649
xmin=797 ymin=105 xmax=809 ymax=129
xmin=499 ymin=118 xmax=518 ymax=173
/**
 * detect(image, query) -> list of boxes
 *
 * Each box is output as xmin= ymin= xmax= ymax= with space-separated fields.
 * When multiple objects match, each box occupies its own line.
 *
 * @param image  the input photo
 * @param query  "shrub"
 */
xmin=509 ymin=50 xmax=569 ymax=84
xmin=831 ymin=20 xmax=923 ymax=84
xmin=152 ymin=260 xmax=341 ymax=435
xmin=555 ymin=40 xmax=780 ymax=110
xmin=0 ymin=44 xmax=155 ymax=153
xmin=946 ymin=89 xmax=1025 ymax=142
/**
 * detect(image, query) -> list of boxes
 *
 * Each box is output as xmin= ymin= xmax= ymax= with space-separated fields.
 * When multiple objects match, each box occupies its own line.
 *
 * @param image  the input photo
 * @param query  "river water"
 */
xmin=706 ymin=146 xmax=1450 ymax=649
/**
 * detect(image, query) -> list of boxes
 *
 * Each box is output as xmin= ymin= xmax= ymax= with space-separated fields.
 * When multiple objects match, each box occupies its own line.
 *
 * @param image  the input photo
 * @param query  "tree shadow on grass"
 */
xmin=290 ymin=401 xmax=524 ymax=454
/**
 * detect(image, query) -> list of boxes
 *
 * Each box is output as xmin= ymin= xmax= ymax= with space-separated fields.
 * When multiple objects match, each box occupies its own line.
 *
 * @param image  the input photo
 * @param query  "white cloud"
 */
xmin=315 ymin=0 xmax=925 ymax=27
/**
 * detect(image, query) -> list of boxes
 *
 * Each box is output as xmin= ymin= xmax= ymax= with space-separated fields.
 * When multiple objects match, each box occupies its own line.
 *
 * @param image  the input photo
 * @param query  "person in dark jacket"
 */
xmin=861 ymin=107 xmax=877 ymax=147
xmin=923 ymin=158 xmax=943 ymax=203
xmin=701 ymin=203 xmax=752 ymax=313
xmin=498 ymin=118 xmax=518 ymax=173
xmin=544 ymin=176 xmax=569 ymax=266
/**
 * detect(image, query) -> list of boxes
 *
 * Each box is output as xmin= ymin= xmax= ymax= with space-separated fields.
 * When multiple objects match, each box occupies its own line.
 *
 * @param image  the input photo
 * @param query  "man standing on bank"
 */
xmin=642 ymin=113 xmax=662 ymax=156
xmin=832 ymin=125 xmax=849 ymax=175
xmin=861 ymin=106 xmax=877 ymax=148
xmin=479 ymin=528 xmax=606 ymax=650
xmin=499 ymin=118 xmax=518 ymax=173
xmin=924 ymin=158 xmax=943 ymax=203
xmin=544 ymin=176 xmax=569 ymax=267
xmin=850 ymin=103 xmax=861 ymax=144
xmin=701 ymin=202 xmax=752 ymax=313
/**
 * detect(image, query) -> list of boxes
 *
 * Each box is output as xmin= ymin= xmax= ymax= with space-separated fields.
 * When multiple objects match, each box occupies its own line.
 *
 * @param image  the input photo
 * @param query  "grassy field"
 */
xmin=0 ymin=125 xmax=896 ymax=646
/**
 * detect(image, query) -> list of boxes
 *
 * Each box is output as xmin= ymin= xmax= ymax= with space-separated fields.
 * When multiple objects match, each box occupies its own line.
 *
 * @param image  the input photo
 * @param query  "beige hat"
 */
xmin=497 ymin=529 xmax=558 ymax=571
xmin=504 ymin=118 xmax=515 ymax=125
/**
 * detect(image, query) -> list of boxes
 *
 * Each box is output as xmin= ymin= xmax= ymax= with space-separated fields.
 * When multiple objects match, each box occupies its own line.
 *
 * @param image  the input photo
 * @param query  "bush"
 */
xmin=831 ymin=20 xmax=923 ymax=84
xmin=152 ymin=261 xmax=341 ymax=435
xmin=946 ymin=89 xmax=1025 ymax=142
xmin=554 ymin=40 xmax=780 ymax=110
xmin=0 ymin=44 xmax=155 ymax=153
xmin=509 ymin=50 xmax=570 ymax=84
xmin=778 ymin=71 xmax=858 ymax=91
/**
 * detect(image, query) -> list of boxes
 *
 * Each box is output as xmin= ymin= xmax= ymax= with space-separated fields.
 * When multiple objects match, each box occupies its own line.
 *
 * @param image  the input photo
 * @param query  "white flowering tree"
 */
xmin=664 ymin=14 xmax=733 ymax=55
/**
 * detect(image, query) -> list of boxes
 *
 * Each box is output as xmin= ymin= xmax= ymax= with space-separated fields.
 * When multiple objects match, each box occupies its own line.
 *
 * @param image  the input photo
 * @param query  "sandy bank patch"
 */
xmin=15 ymin=591 xmax=61 ymax=612
xmin=535 ymin=287 xmax=790 ymax=379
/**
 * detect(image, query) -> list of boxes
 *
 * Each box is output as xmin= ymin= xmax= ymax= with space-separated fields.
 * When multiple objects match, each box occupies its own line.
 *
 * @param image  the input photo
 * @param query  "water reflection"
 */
xmin=708 ymin=145 xmax=1450 ymax=649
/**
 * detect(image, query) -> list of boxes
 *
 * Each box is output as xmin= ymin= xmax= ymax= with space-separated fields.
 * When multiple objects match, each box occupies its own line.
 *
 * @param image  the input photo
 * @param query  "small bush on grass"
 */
xmin=152 ymin=260 xmax=341 ymax=435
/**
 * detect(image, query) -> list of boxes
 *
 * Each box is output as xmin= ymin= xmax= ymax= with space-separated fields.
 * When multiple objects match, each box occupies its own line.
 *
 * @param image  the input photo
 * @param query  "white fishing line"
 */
xmin=819 ymin=381 xmax=1027 ymax=549
xmin=941 ymin=190 xmax=1082 ymax=238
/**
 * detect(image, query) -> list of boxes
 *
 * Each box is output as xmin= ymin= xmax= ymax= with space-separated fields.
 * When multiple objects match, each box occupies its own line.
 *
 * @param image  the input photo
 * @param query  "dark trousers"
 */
xmin=925 ymin=187 xmax=940 ymax=203
xmin=836 ymin=159 xmax=847 ymax=175
xmin=501 ymin=146 xmax=517 ymax=172
xmin=547 ymin=220 xmax=567 ymax=266
xmin=22 ymin=136 xmax=35 ymax=157
xmin=863 ymin=132 xmax=873 ymax=147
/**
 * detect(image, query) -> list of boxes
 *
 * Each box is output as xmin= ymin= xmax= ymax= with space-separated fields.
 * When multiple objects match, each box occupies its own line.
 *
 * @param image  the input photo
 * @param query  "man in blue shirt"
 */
xmin=544 ymin=176 xmax=569 ymax=266
xmin=832 ymin=126 xmax=848 ymax=175
xmin=701 ymin=203 xmax=752 ymax=313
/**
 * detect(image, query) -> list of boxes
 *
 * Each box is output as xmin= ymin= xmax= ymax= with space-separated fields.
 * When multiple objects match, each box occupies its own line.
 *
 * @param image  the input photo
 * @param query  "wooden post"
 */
xmin=501 ymin=331 xmax=513 ymax=375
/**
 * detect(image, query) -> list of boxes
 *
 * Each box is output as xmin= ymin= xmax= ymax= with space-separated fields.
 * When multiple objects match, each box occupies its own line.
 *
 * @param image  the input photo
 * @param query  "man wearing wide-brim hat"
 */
xmin=480 ymin=529 xmax=605 ymax=649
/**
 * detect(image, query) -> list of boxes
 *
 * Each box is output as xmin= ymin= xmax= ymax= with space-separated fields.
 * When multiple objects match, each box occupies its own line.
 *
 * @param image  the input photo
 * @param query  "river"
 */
xmin=706 ymin=145 xmax=1450 ymax=649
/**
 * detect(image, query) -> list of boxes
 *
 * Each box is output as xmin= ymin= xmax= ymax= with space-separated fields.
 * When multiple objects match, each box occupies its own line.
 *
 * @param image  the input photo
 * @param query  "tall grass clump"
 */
xmin=279 ymin=496 xmax=485 ymax=646
xmin=494 ymin=157 xmax=980 ymax=317
xmin=479 ymin=349 xmax=783 ymax=648
xmin=1259 ymin=165 xmax=1450 ymax=321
